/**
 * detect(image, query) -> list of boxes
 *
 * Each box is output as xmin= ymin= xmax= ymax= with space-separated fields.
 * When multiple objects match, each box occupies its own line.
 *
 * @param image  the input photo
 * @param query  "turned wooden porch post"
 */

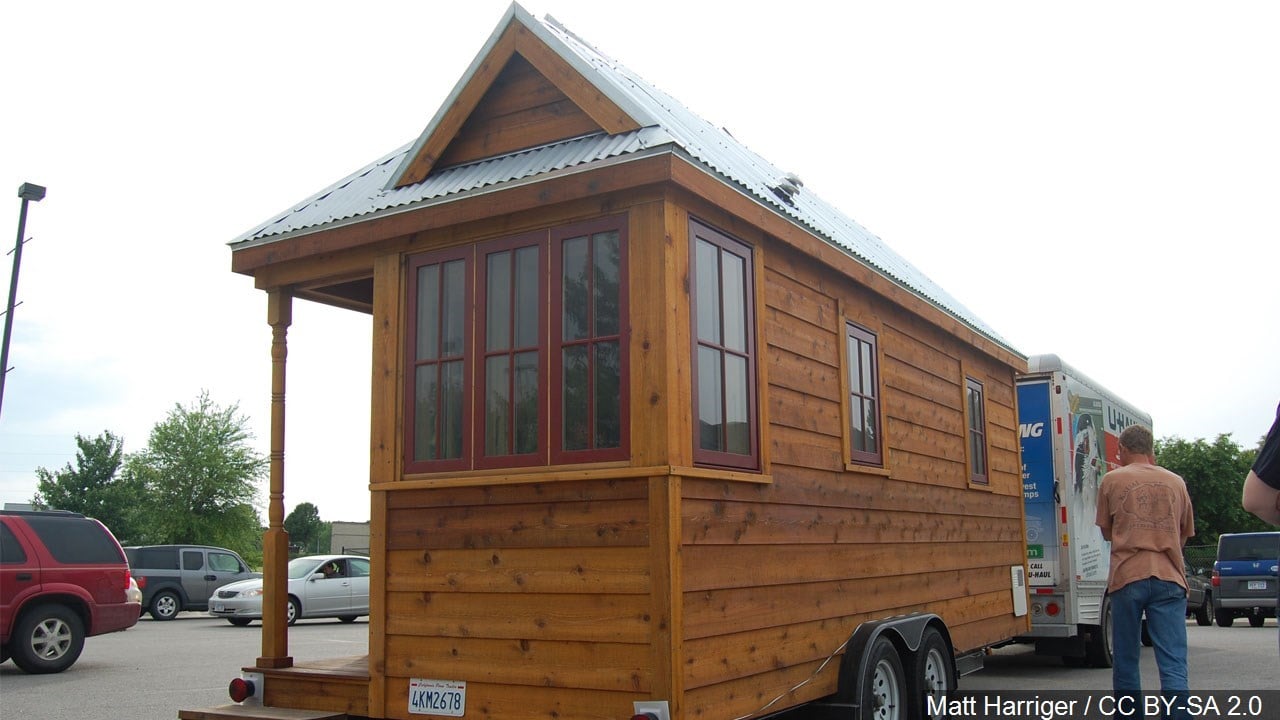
xmin=258 ymin=288 xmax=293 ymax=668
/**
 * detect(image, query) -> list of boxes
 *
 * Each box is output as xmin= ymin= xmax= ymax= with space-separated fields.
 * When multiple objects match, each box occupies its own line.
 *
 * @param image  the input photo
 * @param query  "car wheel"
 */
xmin=1195 ymin=594 xmax=1211 ymax=626
xmin=10 ymin=604 xmax=85 ymax=674
xmin=860 ymin=635 xmax=907 ymax=720
xmin=227 ymin=618 xmax=253 ymax=627
xmin=1215 ymin=607 xmax=1234 ymax=627
xmin=149 ymin=590 xmax=181 ymax=621
xmin=287 ymin=597 xmax=301 ymax=626
xmin=910 ymin=627 xmax=953 ymax=720
xmin=338 ymin=615 xmax=358 ymax=623
xmin=1248 ymin=613 xmax=1265 ymax=628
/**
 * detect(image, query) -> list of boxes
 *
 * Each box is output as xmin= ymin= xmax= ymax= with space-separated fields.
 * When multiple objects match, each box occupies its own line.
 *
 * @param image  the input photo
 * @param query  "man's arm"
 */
xmin=1242 ymin=470 xmax=1280 ymax=525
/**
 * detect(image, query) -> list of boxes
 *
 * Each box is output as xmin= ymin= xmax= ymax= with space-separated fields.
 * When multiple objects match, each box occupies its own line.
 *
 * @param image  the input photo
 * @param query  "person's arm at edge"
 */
xmin=1241 ymin=470 xmax=1280 ymax=525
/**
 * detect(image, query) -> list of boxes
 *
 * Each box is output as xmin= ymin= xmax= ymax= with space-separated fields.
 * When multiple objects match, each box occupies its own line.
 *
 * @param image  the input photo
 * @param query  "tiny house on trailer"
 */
xmin=186 ymin=4 xmax=1031 ymax=720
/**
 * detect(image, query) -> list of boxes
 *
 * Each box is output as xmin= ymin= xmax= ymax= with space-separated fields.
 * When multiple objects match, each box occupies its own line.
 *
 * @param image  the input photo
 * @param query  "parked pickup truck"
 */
xmin=123 ymin=545 xmax=258 ymax=620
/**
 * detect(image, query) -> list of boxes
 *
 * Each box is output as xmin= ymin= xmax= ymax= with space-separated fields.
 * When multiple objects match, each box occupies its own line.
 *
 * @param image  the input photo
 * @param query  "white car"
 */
xmin=208 ymin=554 xmax=370 ymax=626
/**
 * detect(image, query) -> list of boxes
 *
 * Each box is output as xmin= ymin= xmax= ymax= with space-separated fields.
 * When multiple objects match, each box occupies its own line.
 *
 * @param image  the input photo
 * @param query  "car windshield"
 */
xmin=287 ymin=558 xmax=330 ymax=580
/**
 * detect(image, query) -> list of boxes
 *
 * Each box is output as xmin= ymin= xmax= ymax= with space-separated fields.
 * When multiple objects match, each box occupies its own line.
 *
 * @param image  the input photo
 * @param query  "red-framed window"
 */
xmin=966 ymin=377 xmax=989 ymax=484
xmin=846 ymin=321 xmax=882 ymax=466
xmin=551 ymin=218 xmax=630 ymax=464
xmin=404 ymin=246 xmax=472 ymax=473
xmin=475 ymin=233 xmax=547 ymax=469
xmin=403 ymin=215 xmax=629 ymax=473
xmin=689 ymin=219 xmax=758 ymax=470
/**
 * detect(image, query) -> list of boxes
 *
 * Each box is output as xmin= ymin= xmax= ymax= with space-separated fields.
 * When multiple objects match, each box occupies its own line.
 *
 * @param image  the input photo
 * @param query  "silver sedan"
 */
xmin=207 ymin=554 xmax=370 ymax=626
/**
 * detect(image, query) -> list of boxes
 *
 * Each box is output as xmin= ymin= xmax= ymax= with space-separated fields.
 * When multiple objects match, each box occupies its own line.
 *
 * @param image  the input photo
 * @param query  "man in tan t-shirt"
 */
xmin=1096 ymin=424 xmax=1195 ymax=719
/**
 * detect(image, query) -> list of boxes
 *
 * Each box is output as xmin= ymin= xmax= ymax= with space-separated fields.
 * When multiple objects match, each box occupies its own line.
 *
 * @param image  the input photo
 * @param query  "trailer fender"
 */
xmin=833 ymin=613 xmax=956 ymax=705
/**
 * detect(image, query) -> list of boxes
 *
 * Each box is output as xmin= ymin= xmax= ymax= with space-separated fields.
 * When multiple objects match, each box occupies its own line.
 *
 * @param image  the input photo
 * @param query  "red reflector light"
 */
xmin=1034 ymin=588 xmax=1054 ymax=595
xmin=229 ymin=678 xmax=256 ymax=703
xmin=1045 ymin=602 xmax=1061 ymax=617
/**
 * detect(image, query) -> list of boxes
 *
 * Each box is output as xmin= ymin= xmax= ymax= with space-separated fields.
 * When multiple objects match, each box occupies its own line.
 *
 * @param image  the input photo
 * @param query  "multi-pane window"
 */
xmin=846 ymin=322 xmax=881 ymax=465
xmin=406 ymin=248 xmax=470 ymax=471
xmin=966 ymin=377 xmax=989 ymax=484
xmin=552 ymin=220 xmax=628 ymax=463
xmin=404 ymin=217 xmax=628 ymax=473
xmin=690 ymin=220 xmax=757 ymax=470
xmin=476 ymin=234 xmax=545 ymax=468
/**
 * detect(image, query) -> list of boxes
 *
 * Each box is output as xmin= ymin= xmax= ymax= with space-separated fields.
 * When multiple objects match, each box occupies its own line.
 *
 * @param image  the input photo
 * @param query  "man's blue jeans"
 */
xmin=1109 ymin=577 xmax=1190 ymax=719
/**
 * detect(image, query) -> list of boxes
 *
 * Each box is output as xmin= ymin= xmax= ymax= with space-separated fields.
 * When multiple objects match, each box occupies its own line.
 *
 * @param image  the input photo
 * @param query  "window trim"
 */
xmin=549 ymin=216 xmax=631 ymax=465
xmin=689 ymin=219 xmax=759 ymax=471
xmin=965 ymin=376 xmax=989 ymax=485
xmin=404 ymin=245 xmax=474 ymax=474
xmin=842 ymin=320 xmax=883 ymax=467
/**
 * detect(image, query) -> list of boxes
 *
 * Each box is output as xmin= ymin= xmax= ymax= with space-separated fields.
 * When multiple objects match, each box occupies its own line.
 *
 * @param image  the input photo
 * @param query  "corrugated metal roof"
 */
xmin=231 ymin=4 xmax=1017 ymax=355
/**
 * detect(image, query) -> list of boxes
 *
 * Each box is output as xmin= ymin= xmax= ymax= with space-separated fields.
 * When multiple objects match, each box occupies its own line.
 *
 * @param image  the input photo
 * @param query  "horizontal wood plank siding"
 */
xmin=381 ymin=478 xmax=654 ymax=718
xmin=674 ymin=236 xmax=1027 ymax=719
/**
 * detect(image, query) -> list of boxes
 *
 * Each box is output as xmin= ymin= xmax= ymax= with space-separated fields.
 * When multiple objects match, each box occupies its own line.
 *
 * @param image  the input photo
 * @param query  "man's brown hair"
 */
xmin=1118 ymin=424 xmax=1154 ymax=455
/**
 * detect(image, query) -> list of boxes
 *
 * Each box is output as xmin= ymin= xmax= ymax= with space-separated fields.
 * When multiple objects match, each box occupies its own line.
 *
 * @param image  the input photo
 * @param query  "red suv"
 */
xmin=0 ymin=509 xmax=141 ymax=673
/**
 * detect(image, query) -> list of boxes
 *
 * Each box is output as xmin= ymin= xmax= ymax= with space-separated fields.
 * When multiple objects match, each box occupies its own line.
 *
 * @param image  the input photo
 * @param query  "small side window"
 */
xmin=183 ymin=550 xmax=205 ymax=571
xmin=966 ymin=377 xmax=989 ymax=485
xmin=844 ymin=322 xmax=882 ymax=466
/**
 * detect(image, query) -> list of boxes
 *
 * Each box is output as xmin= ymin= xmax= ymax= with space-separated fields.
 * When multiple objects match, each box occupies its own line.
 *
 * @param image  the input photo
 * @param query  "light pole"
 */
xmin=0 ymin=182 xmax=46 ymax=420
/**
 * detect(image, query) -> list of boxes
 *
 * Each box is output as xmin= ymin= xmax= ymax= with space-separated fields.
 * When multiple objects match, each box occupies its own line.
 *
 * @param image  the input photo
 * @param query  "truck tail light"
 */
xmin=1211 ymin=571 xmax=1220 ymax=587
xmin=135 ymin=576 xmax=147 ymax=589
xmin=1045 ymin=602 xmax=1061 ymax=617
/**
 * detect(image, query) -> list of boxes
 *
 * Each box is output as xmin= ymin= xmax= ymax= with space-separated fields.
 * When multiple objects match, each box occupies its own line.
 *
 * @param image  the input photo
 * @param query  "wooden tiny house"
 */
xmin=199 ymin=4 xmax=1031 ymax=719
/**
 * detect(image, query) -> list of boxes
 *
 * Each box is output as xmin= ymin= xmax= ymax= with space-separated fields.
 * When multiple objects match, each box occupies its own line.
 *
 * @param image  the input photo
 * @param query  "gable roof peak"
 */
xmin=386 ymin=2 xmax=654 ymax=190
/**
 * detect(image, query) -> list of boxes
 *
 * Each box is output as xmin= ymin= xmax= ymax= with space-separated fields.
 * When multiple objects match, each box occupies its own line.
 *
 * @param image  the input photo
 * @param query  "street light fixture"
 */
xmin=0 ymin=182 xmax=47 ymax=419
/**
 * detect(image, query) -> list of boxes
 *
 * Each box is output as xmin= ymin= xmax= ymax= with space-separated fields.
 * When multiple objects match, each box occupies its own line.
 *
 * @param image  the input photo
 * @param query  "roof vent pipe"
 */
xmin=772 ymin=172 xmax=803 ymax=204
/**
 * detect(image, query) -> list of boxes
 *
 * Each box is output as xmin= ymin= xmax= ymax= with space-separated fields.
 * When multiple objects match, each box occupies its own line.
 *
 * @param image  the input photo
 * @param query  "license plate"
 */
xmin=408 ymin=678 xmax=466 ymax=717
xmin=1248 ymin=580 xmax=1268 ymax=591
xmin=212 ymin=602 xmax=224 ymax=612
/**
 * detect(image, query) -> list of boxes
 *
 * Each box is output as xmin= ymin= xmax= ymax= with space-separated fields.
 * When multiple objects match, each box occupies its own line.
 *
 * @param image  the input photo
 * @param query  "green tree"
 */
xmin=31 ymin=431 xmax=145 ymax=542
xmin=1156 ymin=434 xmax=1268 ymax=545
xmin=284 ymin=502 xmax=329 ymax=555
xmin=125 ymin=391 xmax=266 ymax=556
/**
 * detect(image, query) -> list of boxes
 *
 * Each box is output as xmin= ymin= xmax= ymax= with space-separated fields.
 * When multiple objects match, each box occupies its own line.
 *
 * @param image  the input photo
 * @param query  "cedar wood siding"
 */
xmin=677 ymin=224 xmax=1025 ymax=718
xmin=370 ymin=196 xmax=1025 ymax=720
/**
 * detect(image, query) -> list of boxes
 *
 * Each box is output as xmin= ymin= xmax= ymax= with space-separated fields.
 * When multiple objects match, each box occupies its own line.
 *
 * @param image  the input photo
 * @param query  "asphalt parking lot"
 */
xmin=0 ymin=615 xmax=1275 ymax=720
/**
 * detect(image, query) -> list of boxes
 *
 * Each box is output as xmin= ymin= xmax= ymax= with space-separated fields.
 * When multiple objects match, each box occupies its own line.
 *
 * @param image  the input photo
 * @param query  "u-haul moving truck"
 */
xmin=1016 ymin=354 xmax=1151 ymax=666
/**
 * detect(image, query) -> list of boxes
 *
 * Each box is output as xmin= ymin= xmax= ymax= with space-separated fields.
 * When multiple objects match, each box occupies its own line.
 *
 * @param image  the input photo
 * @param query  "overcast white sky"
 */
xmin=2 ymin=1 xmax=1277 ymax=522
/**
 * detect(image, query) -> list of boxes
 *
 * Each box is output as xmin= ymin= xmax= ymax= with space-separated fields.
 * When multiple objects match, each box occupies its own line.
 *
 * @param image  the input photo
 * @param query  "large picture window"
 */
xmin=845 ymin=321 xmax=882 ymax=466
xmin=404 ymin=217 xmax=628 ymax=473
xmin=690 ymin=220 xmax=758 ymax=470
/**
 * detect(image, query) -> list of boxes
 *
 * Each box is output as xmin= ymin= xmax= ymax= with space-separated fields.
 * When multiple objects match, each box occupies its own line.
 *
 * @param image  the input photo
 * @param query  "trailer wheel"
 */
xmin=861 ymin=636 xmax=906 ymax=720
xmin=910 ymin=627 xmax=953 ymax=720
xmin=1085 ymin=595 xmax=1113 ymax=668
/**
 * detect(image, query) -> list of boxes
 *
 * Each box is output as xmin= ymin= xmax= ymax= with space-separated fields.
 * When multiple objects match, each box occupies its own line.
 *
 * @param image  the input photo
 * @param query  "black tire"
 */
xmin=287 ymin=597 xmax=301 ymax=626
xmin=1 ymin=644 xmax=9 ymax=664
xmin=860 ymin=635 xmax=907 ymax=720
xmin=1195 ymin=594 xmax=1212 ymax=626
xmin=227 ymin=618 xmax=253 ymax=627
xmin=1248 ymin=613 xmax=1265 ymax=628
xmin=1085 ymin=596 xmax=1113 ymax=668
xmin=338 ymin=615 xmax=358 ymax=623
xmin=9 ymin=604 xmax=85 ymax=674
xmin=149 ymin=590 xmax=181 ymax=621
xmin=1062 ymin=655 xmax=1088 ymax=667
xmin=1215 ymin=607 xmax=1234 ymax=627
xmin=910 ymin=627 xmax=953 ymax=720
